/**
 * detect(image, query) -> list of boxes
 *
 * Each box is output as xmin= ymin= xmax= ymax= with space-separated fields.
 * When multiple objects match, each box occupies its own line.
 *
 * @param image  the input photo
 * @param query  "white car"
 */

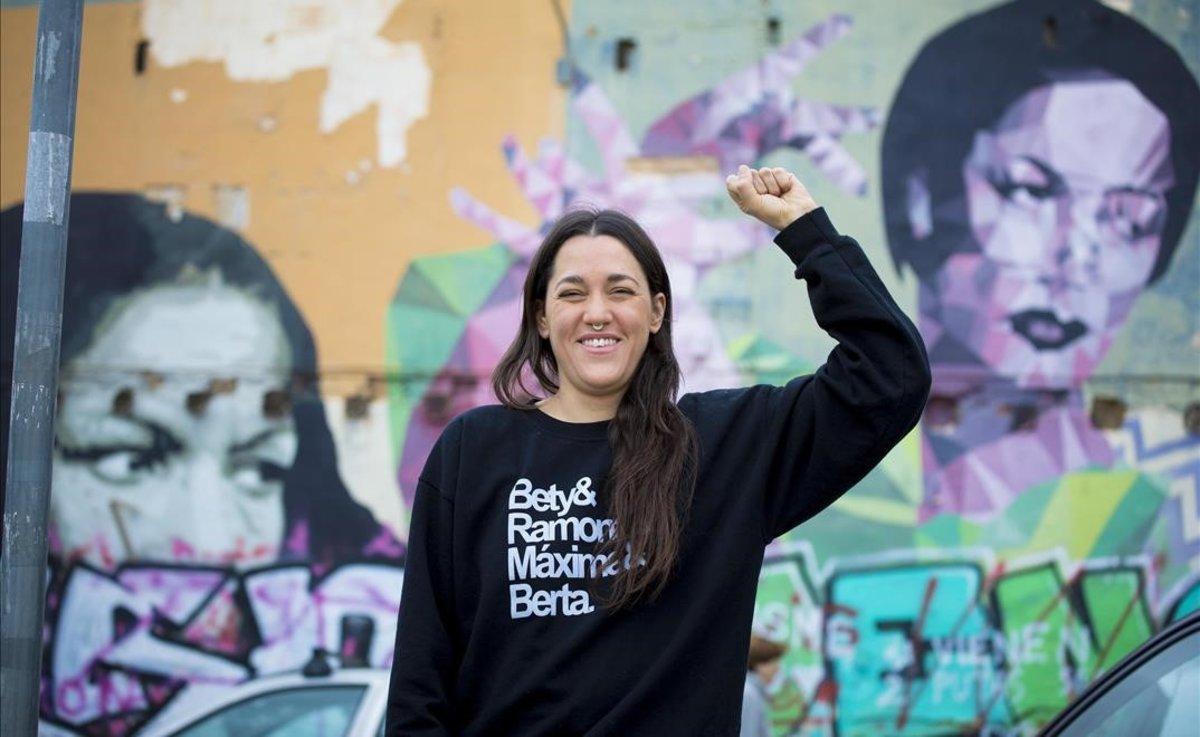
xmin=42 ymin=660 xmax=391 ymax=737
xmin=144 ymin=665 xmax=389 ymax=737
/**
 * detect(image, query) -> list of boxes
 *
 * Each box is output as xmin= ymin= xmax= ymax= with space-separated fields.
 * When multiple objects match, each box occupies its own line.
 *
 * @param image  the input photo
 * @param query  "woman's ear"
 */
xmin=649 ymin=292 xmax=666 ymax=334
xmin=535 ymin=299 xmax=549 ymax=339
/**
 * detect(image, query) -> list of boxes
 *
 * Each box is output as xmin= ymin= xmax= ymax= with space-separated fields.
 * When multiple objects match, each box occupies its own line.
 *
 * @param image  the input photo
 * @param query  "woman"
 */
xmin=1 ymin=193 xmax=390 ymax=569
xmin=386 ymin=165 xmax=931 ymax=735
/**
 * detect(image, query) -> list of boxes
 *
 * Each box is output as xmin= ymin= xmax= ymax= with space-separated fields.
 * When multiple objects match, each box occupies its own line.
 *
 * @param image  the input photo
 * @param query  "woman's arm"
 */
xmin=725 ymin=167 xmax=932 ymax=543
xmin=385 ymin=478 xmax=459 ymax=735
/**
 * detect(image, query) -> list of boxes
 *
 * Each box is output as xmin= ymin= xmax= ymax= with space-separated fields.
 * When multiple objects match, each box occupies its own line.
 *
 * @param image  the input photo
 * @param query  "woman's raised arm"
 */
xmin=724 ymin=167 xmax=932 ymax=543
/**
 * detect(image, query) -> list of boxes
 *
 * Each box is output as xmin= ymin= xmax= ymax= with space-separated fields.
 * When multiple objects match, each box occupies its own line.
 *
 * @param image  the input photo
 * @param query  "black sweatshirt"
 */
xmin=385 ymin=208 xmax=932 ymax=736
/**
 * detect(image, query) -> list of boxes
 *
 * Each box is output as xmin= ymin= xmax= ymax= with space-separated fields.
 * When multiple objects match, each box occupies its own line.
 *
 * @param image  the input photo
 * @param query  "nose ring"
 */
xmin=590 ymin=322 xmax=604 ymax=331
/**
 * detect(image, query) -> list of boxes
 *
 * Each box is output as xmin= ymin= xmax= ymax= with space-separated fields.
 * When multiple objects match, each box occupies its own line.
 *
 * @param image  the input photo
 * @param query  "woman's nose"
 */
xmin=582 ymin=294 xmax=614 ymax=324
xmin=179 ymin=455 xmax=244 ymax=555
xmin=1037 ymin=194 xmax=1101 ymax=286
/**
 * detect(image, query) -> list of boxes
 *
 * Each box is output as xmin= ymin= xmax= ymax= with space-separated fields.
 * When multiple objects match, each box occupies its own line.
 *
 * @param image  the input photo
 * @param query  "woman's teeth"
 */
xmin=582 ymin=338 xmax=617 ymax=347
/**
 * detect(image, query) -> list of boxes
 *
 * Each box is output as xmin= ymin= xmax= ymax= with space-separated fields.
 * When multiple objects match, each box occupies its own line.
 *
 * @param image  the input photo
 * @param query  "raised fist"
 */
xmin=725 ymin=165 xmax=818 ymax=231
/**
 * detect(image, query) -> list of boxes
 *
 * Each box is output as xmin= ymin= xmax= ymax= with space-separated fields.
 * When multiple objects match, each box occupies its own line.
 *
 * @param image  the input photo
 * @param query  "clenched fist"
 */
xmin=725 ymin=165 xmax=818 ymax=232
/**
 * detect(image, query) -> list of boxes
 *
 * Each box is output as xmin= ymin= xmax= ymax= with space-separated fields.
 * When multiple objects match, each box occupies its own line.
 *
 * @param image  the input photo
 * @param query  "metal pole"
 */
xmin=1 ymin=1 xmax=84 ymax=735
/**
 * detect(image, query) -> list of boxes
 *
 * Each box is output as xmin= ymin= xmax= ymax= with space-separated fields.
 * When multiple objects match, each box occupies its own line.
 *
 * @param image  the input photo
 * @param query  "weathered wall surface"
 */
xmin=1 ymin=0 xmax=1196 ymax=734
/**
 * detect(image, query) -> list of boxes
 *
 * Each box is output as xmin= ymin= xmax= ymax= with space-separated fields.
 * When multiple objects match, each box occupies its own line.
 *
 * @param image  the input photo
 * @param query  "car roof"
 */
xmin=136 ymin=667 xmax=390 ymax=737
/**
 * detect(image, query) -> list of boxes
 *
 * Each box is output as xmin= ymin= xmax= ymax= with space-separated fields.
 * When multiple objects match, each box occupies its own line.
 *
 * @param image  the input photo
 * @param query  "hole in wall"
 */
xmin=1089 ymin=396 xmax=1127 ymax=430
xmin=766 ymin=16 xmax=781 ymax=46
xmin=615 ymin=38 xmax=637 ymax=72
xmin=134 ymin=39 xmax=149 ymax=75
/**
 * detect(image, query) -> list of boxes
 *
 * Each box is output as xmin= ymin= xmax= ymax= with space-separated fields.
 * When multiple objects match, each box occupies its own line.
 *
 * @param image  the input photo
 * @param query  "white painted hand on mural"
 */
xmin=642 ymin=14 xmax=880 ymax=195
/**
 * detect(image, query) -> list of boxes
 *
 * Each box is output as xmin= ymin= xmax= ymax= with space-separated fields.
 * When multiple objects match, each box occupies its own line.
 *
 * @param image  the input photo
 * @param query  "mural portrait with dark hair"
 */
xmin=2 ymin=194 xmax=397 ymax=569
xmin=1 ymin=194 xmax=403 ymax=732
xmin=881 ymin=0 xmax=1200 ymax=522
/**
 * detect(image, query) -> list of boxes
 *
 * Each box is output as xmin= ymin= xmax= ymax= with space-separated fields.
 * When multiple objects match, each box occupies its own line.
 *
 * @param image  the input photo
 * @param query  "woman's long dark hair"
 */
xmin=491 ymin=208 xmax=699 ymax=612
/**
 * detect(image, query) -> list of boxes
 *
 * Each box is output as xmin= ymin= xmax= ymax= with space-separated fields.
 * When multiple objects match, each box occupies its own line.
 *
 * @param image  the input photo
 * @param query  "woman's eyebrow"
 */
xmin=229 ymin=427 xmax=284 ymax=454
xmin=553 ymin=273 xmax=640 ymax=289
xmin=1016 ymin=155 xmax=1065 ymax=186
xmin=58 ymin=417 xmax=182 ymax=456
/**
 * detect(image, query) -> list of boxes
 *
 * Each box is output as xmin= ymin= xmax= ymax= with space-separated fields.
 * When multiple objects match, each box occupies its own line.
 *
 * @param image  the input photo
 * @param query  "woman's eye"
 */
xmin=93 ymin=451 xmax=138 ymax=483
xmin=990 ymin=173 xmax=1056 ymax=204
xmin=1102 ymin=190 xmax=1165 ymax=241
xmin=89 ymin=448 xmax=169 ymax=484
xmin=989 ymin=159 xmax=1061 ymax=204
xmin=228 ymin=457 xmax=286 ymax=495
xmin=58 ymin=423 xmax=183 ymax=485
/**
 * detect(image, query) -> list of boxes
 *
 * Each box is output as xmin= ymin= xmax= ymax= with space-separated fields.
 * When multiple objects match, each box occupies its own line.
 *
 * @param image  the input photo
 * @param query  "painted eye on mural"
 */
xmin=988 ymin=157 xmax=1064 ymax=205
xmin=58 ymin=425 xmax=184 ymax=485
xmin=91 ymin=449 xmax=147 ymax=483
xmin=226 ymin=457 xmax=287 ymax=495
xmin=1099 ymin=188 xmax=1167 ymax=242
xmin=227 ymin=428 xmax=297 ymax=495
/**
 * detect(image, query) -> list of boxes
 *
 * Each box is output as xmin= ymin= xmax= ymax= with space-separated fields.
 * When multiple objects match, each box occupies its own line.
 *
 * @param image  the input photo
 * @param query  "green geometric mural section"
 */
xmin=386 ymin=242 xmax=514 ymax=458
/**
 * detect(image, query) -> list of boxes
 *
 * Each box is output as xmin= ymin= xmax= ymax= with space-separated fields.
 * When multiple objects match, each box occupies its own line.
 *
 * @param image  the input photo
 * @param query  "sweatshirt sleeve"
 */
xmin=753 ymin=207 xmax=931 ymax=543
xmin=385 ymin=451 xmax=460 ymax=733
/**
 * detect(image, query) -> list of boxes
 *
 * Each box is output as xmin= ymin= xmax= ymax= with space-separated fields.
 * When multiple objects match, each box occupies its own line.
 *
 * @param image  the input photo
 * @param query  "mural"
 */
xmin=0 ymin=0 xmax=1194 ymax=735
xmin=0 ymin=195 xmax=400 ymax=733
xmin=753 ymin=543 xmax=1198 ymax=736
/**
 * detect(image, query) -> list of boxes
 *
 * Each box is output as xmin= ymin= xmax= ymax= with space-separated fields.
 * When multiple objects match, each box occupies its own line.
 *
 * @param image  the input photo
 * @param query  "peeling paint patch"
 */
xmin=142 ymin=184 xmax=186 ymax=223
xmin=23 ymin=131 xmax=71 ymax=225
xmin=142 ymin=0 xmax=431 ymax=167
xmin=37 ymin=29 xmax=61 ymax=83
xmin=213 ymin=183 xmax=250 ymax=230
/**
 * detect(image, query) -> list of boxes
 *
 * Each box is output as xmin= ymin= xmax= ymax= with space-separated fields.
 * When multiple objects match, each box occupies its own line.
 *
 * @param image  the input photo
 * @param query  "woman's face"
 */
xmin=930 ymin=76 xmax=1173 ymax=388
xmin=537 ymin=234 xmax=666 ymax=402
xmin=51 ymin=281 xmax=298 ymax=569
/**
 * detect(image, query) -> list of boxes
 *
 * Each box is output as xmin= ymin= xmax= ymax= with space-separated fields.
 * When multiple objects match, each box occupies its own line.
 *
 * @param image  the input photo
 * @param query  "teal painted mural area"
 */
xmin=754 ymin=547 xmax=1195 ymax=735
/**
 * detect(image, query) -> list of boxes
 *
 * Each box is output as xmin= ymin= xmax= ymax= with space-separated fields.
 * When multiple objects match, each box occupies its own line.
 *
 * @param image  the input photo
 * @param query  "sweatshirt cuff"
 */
xmin=772 ymin=207 xmax=840 ymax=277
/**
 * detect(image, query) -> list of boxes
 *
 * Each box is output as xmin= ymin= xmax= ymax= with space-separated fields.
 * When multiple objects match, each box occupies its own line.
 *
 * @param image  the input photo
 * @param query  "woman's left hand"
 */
xmin=725 ymin=165 xmax=819 ymax=231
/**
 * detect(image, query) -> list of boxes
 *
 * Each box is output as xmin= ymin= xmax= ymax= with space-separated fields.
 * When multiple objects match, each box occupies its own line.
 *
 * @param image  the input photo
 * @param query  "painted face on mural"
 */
xmin=51 ymin=279 xmax=298 ymax=569
xmin=537 ymin=234 xmax=666 ymax=401
xmin=929 ymin=76 xmax=1172 ymax=388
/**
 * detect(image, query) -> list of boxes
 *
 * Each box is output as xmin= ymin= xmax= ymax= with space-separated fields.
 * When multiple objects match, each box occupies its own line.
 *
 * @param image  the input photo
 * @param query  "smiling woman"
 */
xmin=385 ymin=166 xmax=932 ymax=735
xmin=494 ymin=208 xmax=691 ymax=613
xmin=0 ymin=193 xmax=390 ymax=570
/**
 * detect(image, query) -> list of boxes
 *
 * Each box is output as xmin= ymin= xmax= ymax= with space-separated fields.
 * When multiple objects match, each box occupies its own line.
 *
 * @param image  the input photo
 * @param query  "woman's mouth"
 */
xmin=1008 ymin=309 xmax=1087 ymax=350
xmin=578 ymin=336 xmax=621 ymax=355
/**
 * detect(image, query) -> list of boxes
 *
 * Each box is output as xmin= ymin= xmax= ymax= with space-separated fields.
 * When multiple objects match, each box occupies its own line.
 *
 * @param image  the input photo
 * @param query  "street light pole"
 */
xmin=1 ymin=1 xmax=85 ymax=735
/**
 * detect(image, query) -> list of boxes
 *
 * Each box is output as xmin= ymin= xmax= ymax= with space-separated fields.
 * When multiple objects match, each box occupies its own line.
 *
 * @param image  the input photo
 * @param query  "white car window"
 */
xmin=1061 ymin=631 xmax=1199 ymax=737
xmin=172 ymin=684 xmax=367 ymax=737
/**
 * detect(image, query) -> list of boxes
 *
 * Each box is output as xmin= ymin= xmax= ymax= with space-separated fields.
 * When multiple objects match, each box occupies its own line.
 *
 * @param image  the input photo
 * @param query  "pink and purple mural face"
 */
xmin=880 ymin=0 xmax=1199 ymax=535
xmin=931 ymin=76 xmax=1173 ymax=389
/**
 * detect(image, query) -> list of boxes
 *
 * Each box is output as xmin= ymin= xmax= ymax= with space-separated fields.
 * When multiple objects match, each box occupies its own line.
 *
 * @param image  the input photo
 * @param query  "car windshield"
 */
xmin=1059 ymin=631 xmax=1199 ymax=737
xmin=171 ymin=684 xmax=367 ymax=737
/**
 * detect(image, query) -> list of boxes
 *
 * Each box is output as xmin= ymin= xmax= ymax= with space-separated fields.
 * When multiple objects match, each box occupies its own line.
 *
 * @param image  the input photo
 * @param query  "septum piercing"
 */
xmin=590 ymin=323 xmax=605 ymax=331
